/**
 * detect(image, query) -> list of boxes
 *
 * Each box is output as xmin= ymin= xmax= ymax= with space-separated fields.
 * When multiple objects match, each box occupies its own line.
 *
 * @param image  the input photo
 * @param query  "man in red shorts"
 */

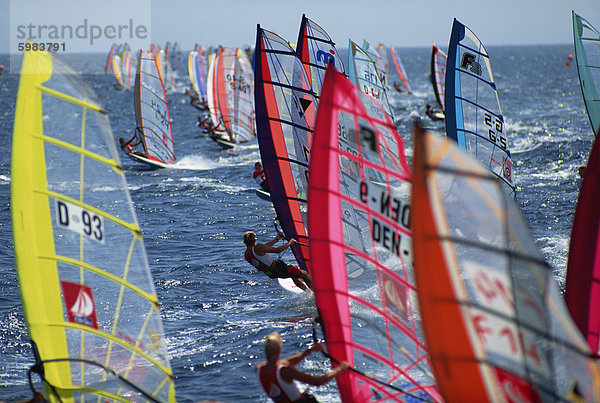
xmin=243 ymin=231 xmax=312 ymax=291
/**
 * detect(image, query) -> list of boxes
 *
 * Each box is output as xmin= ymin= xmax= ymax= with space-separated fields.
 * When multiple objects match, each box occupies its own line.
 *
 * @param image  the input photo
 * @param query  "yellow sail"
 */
xmin=112 ymin=54 xmax=124 ymax=87
xmin=11 ymin=49 xmax=176 ymax=402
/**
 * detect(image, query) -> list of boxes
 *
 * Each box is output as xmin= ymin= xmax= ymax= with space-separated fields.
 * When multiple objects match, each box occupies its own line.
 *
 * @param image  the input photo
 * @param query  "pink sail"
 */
xmin=308 ymin=65 xmax=440 ymax=401
xmin=566 ymin=128 xmax=600 ymax=353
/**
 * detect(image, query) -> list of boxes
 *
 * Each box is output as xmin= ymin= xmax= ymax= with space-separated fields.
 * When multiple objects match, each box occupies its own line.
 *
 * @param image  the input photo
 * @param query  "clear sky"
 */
xmin=1 ymin=0 xmax=599 ymax=53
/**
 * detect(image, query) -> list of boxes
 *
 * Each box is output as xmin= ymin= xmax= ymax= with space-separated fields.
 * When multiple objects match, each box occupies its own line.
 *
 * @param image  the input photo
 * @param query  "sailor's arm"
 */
xmin=281 ymin=361 xmax=349 ymax=386
xmin=264 ymin=232 xmax=284 ymax=247
xmin=257 ymin=237 xmax=296 ymax=254
xmin=285 ymin=343 xmax=323 ymax=366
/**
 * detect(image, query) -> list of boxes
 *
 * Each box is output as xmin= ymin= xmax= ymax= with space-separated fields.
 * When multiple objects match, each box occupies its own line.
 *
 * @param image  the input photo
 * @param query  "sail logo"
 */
xmin=316 ymin=49 xmax=336 ymax=67
xmin=460 ymin=53 xmax=482 ymax=76
xmin=61 ymin=281 xmax=99 ymax=329
xmin=502 ymin=157 xmax=513 ymax=182
xmin=381 ymin=272 xmax=408 ymax=321
xmin=495 ymin=367 xmax=541 ymax=402
xmin=294 ymin=96 xmax=313 ymax=119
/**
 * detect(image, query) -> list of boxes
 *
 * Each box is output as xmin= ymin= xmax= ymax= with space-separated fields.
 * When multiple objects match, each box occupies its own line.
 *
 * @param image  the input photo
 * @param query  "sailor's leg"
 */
xmin=286 ymin=264 xmax=311 ymax=291
xmin=292 ymin=277 xmax=309 ymax=291
xmin=300 ymin=271 xmax=312 ymax=290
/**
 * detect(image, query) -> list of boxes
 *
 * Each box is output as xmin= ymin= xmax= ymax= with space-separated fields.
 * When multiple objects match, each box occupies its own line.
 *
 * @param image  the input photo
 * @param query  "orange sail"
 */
xmin=412 ymin=123 xmax=600 ymax=401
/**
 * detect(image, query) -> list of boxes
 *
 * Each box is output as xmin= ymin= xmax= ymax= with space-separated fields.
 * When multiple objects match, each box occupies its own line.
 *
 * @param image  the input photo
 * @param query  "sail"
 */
xmin=196 ymin=46 xmax=208 ymax=102
xmin=430 ymin=43 xmax=446 ymax=112
xmin=112 ymin=54 xmax=124 ymax=87
xmin=232 ymin=48 xmax=256 ymax=142
xmin=123 ymin=48 xmax=134 ymax=89
xmin=133 ymin=50 xmax=176 ymax=166
xmin=573 ymin=11 xmax=600 ymax=135
xmin=214 ymin=47 xmax=255 ymax=144
xmin=565 ymin=127 xmax=600 ymax=353
xmin=308 ymin=65 xmax=441 ymax=402
xmin=389 ymin=45 xmax=411 ymax=94
xmin=411 ymin=122 xmax=600 ymax=401
xmin=188 ymin=50 xmax=201 ymax=97
xmin=444 ymin=19 xmax=515 ymax=198
xmin=254 ymin=25 xmax=318 ymax=273
xmin=206 ymin=51 xmax=221 ymax=128
xmin=215 ymin=47 xmax=237 ymax=138
xmin=348 ymin=40 xmax=394 ymax=121
xmin=11 ymin=49 xmax=176 ymax=402
xmin=156 ymin=49 xmax=166 ymax=84
xmin=377 ymin=43 xmax=390 ymax=88
xmin=105 ymin=43 xmax=115 ymax=74
xmin=295 ymin=14 xmax=346 ymax=98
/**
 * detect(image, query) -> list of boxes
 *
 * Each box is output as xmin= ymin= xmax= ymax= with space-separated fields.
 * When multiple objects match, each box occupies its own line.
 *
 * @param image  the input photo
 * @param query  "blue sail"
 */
xmin=445 ymin=19 xmax=516 ymax=198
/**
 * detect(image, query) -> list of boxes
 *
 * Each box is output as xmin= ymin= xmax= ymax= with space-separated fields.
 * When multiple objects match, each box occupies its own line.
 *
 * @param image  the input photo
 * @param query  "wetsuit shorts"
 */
xmin=264 ymin=259 xmax=304 ymax=279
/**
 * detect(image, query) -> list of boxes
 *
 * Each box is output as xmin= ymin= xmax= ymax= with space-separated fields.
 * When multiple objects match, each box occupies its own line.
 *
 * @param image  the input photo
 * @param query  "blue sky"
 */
xmin=2 ymin=0 xmax=599 ymax=53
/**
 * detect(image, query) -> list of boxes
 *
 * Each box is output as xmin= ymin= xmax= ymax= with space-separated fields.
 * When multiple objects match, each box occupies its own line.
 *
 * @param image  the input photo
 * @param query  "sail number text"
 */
xmin=484 ymin=113 xmax=507 ymax=150
xmin=56 ymin=200 xmax=105 ymax=243
xmin=226 ymin=73 xmax=250 ymax=93
xmin=359 ymin=181 xmax=411 ymax=259
xmin=150 ymin=99 xmax=170 ymax=129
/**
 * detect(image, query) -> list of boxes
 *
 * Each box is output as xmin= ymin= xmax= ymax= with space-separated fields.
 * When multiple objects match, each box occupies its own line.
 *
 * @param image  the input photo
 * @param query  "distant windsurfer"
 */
xmin=253 ymin=162 xmax=269 ymax=192
xmin=425 ymin=104 xmax=444 ymax=121
xmin=197 ymin=116 xmax=224 ymax=139
xmin=187 ymin=89 xmax=207 ymax=109
xmin=256 ymin=332 xmax=349 ymax=402
xmin=119 ymin=129 xmax=142 ymax=155
xmin=243 ymin=231 xmax=312 ymax=291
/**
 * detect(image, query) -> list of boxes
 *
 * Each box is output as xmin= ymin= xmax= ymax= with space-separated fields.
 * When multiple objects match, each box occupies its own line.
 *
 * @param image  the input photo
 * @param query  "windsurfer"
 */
xmin=198 ymin=116 xmax=223 ymax=139
xmin=257 ymin=332 xmax=349 ymax=403
xmin=243 ymin=231 xmax=312 ymax=291
xmin=253 ymin=162 xmax=269 ymax=192
xmin=119 ymin=129 xmax=142 ymax=155
xmin=393 ymin=82 xmax=404 ymax=93
xmin=425 ymin=104 xmax=444 ymax=121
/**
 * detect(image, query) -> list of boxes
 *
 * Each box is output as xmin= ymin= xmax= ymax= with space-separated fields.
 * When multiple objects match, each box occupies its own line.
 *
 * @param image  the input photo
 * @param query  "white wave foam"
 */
xmin=179 ymin=176 xmax=250 ymax=193
xmin=171 ymin=155 xmax=221 ymax=170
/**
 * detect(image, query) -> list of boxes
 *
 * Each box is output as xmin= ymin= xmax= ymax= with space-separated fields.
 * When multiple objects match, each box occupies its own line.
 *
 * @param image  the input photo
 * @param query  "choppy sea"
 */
xmin=0 ymin=43 xmax=592 ymax=401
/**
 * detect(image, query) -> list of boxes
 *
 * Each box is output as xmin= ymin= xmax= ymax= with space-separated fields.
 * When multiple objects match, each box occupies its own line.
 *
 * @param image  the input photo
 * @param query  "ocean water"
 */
xmin=0 ymin=43 xmax=592 ymax=402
